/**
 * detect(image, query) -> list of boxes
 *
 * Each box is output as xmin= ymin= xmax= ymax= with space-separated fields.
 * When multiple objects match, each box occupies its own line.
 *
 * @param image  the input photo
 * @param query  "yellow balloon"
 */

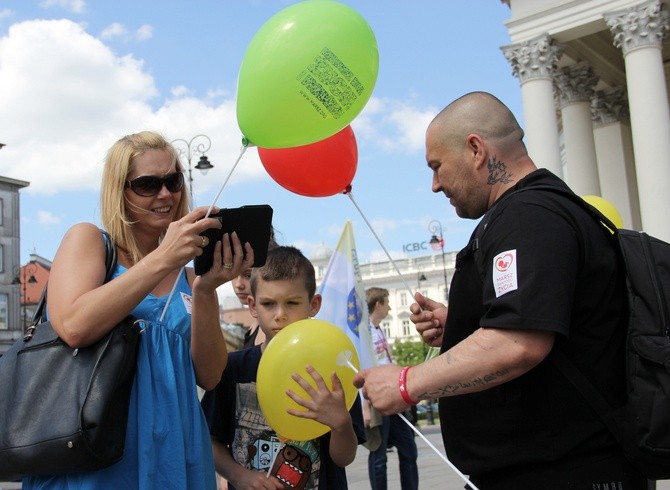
xmin=257 ymin=319 xmax=360 ymax=441
xmin=582 ymin=195 xmax=624 ymax=229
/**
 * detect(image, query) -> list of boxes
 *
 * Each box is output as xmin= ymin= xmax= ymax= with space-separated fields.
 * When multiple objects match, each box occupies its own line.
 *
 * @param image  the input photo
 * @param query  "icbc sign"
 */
xmin=403 ymin=241 xmax=429 ymax=253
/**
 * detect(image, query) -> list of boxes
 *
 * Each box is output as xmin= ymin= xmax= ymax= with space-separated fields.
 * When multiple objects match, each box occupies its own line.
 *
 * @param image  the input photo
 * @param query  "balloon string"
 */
xmin=341 ymin=360 xmax=479 ymax=490
xmin=266 ymin=440 xmax=283 ymax=478
xmin=205 ymin=144 xmax=248 ymax=218
xmin=424 ymin=346 xmax=441 ymax=362
xmin=345 ymin=191 xmax=415 ymax=298
xmin=159 ymin=265 xmax=184 ymax=323
xmin=344 ymin=192 xmax=437 ymax=361
xmin=159 ymin=145 xmax=249 ymax=325
xmin=396 ymin=412 xmax=479 ymax=490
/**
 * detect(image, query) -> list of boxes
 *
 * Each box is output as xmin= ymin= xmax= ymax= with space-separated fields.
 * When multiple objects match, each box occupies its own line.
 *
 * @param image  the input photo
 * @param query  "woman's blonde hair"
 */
xmin=100 ymin=131 xmax=190 ymax=263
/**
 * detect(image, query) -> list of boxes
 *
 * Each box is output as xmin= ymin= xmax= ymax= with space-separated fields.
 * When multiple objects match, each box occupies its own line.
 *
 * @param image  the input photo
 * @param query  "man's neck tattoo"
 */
xmin=487 ymin=156 xmax=513 ymax=185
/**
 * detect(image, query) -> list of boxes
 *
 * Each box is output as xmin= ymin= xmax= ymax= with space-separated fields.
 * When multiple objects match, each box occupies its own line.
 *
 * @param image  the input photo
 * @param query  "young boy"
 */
xmin=201 ymin=246 xmax=364 ymax=489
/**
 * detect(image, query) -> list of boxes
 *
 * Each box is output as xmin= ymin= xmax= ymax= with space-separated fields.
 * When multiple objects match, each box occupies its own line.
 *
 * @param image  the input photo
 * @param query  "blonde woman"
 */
xmin=24 ymin=131 xmax=253 ymax=489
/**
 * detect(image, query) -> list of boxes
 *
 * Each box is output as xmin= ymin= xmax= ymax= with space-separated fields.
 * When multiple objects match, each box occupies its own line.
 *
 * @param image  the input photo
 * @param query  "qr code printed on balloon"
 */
xmin=297 ymin=47 xmax=363 ymax=119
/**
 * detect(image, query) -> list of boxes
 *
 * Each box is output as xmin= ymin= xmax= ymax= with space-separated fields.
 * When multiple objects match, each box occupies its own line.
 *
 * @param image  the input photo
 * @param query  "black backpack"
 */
xmin=472 ymin=184 xmax=670 ymax=480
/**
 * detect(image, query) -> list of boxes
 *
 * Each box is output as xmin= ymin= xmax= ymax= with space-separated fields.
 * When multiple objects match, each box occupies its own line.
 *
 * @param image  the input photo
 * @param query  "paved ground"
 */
xmin=346 ymin=423 xmax=470 ymax=489
xmin=346 ymin=423 xmax=670 ymax=490
xmin=3 ymin=424 xmax=670 ymax=489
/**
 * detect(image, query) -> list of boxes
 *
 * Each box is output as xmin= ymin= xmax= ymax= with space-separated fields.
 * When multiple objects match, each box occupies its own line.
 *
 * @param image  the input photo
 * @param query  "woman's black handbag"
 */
xmin=0 ymin=231 xmax=141 ymax=481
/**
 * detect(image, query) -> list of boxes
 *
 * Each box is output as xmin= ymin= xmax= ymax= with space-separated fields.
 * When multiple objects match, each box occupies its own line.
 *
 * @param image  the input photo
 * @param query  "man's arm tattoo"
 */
xmin=487 ymin=155 xmax=513 ymax=185
xmin=420 ymin=368 xmax=511 ymax=398
xmin=417 ymin=351 xmax=512 ymax=398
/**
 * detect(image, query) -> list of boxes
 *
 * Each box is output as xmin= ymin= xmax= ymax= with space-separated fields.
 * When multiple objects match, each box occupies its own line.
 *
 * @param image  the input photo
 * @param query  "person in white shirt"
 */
xmin=363 ymin=287 xmax=418 ymax=490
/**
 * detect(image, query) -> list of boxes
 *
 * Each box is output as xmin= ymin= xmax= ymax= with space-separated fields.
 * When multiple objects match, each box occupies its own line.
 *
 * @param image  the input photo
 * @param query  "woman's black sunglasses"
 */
xmin=125 ymin=172 xmax=184 ymax=197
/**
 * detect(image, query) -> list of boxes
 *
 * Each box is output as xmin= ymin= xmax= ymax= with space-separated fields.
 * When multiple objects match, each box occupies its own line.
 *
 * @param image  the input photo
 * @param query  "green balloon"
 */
xmin=237 ymin=0 xmax=379 ymax=149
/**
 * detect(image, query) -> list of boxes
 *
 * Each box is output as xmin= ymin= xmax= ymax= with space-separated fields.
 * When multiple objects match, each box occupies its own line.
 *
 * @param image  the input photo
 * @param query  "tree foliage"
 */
xmin=391 ymin=339 xmax=430 ymax=367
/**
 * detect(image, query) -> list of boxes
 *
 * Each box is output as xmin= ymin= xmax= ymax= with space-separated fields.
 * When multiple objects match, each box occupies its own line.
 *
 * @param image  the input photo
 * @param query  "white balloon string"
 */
xmin=160 ymin=266 xmax=185 ymax=323
xmin=396 ymin=412 xmax=479 ymax=490
xmin=205 ymin=144 xmax=248 ymax=218
xmin=424 ymin=346 xmax=441 ymax=362
xmin=338 ymin=358 xmax=478 ymax=490
xmin=161 ymin=144 xmax=248 ymax=321
xmin=345 ymin=191 xmax=414 ymax=298
xmin=266 ymin=439 xmax=283 ymax=478
xmin=345 ymin=192 xmax=438 ymax=360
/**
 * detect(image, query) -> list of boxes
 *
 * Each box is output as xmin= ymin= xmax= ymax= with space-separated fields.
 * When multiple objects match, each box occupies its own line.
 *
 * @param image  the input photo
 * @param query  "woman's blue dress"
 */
xmin=23 ymin=266 xmax=217 ymax=489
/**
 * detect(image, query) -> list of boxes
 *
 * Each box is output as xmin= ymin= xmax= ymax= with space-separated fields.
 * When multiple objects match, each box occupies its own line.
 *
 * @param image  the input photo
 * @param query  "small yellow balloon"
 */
xmin=582 ymin=195 xmax=624 ymax=229
xmin=257 ymin=319 xmax=360 ymax=441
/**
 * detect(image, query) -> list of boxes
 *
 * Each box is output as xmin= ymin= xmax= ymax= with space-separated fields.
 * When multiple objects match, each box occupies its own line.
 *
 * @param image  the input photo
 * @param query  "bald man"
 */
xmin=354 ymin=92 xmax=647 ymax=488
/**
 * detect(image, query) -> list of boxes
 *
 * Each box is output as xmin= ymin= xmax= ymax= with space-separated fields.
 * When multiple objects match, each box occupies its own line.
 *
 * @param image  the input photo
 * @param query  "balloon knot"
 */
xmin=342 ymin=185 xmax=352 ymax=195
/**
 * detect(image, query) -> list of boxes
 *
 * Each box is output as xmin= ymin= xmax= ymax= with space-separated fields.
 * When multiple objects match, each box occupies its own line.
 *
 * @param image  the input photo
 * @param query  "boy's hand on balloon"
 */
xmin=286 ymin=365 xmax=351 ymax=431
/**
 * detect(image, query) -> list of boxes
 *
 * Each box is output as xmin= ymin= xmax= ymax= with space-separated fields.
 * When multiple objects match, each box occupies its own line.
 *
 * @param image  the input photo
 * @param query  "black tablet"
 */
xmin=194 ymin=204 xmax=274 ymax=275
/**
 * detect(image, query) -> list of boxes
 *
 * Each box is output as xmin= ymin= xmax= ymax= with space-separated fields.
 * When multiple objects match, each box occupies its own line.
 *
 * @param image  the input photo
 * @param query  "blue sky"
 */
xmin=0 ymin=0 xmax=522 ymax=301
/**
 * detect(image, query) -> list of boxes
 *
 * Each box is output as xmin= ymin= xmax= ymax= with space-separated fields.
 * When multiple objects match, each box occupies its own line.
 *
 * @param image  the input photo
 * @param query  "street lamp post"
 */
xmin=170 ymin=134 xmax=214 ymax=203
xmin=416 ymin=272 xmax=435 ymax=425
xmin=12 ymin=263 xmax=38 ymax=330
xmin=427 ymin=220 xmax=450 ymax=427
xmin=429 ymin=220 xmax=448 ymax=301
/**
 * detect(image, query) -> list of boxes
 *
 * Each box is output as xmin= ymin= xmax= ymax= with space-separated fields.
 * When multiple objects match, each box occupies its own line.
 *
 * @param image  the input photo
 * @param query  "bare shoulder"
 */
xmin=62 ymin=222 xmax=104 ymax=241
xmin=53 ymin=223 xmax=107 ymax=272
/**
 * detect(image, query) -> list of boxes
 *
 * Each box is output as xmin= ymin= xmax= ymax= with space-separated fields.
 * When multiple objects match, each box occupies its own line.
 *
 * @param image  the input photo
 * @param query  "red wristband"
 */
xmin=398 ymin=366 xmax=418 ymax=406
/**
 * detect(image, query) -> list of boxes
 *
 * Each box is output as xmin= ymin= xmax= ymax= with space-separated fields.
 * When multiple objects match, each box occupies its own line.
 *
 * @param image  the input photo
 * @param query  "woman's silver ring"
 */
xmin=223 ymin=263 xmax=233 ymax=269
xmin=200 ymin=236 xmax=207 ymax=248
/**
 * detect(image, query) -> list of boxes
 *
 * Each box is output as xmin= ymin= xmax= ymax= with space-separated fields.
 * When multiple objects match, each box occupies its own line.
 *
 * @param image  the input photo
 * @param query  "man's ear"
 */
xmin=310 ymin=294 xmax=323 ymax=317
xmin=466 ymin=133 xmax=487 ymax=169
xmin=248 ymin=296 xmax=259 ymax=318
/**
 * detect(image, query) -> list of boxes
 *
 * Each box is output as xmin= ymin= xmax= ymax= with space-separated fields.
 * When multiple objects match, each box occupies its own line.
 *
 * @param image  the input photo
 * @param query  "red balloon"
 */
xmin=258 ymin=125 xmax=357 ymax=197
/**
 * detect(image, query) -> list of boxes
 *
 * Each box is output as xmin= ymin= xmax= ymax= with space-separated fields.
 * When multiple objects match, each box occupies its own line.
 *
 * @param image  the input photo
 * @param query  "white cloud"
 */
xmin=0 ymin=17 xmax=430 ymax=203
xmin=0 ymin=19 xmax=158 ymax=194
xmin=40 ymin=0 xmax=86 ymax=14
xmin=387 ymin=104 xmax=435 ymax=152
xmin=170 ymin=85 xmax=192 ymax=98
xmin=37 ymin=210 xmax=61 ymax=225
xmin=100 ymin=22 xmax=153 ymax=42
xmin=355 ymin=97 xmax=437 ymax=153
xmin=100 ymin=22 xmax=127 ymax=40
xmin=135 ymin=24 xmax=153 ymax=41
xmin=369 ymin=217 xmax=399 ymax=235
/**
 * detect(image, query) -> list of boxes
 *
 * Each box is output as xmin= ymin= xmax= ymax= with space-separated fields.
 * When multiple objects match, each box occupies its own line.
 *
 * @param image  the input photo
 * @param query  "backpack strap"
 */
xmin=27 ymin=229 xmax=116 ymax=339
xmin=472 ymin=184 xmax=624 ymax=432
xmin=549 ymin=347 xmax=623 ymax=443
xmin=472 ymin=182 xmax=618 ymax=275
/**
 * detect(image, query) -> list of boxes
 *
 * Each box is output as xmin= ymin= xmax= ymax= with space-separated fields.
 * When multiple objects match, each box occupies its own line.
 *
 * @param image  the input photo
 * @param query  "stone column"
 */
xmin=605 ymin=0 xmax=670 ymax=241
xmin=554 ymin=61 xmax=601 ymax=195
xmin=591 ymin=87 xmax=641 ymax=230
xmin=502 ymin=34 xmax=564 ymax=178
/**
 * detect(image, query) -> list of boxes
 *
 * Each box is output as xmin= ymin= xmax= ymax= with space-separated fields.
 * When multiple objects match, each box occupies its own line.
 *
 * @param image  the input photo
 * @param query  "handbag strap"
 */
xmin=26 ymin=229 xmax=117 ymax=341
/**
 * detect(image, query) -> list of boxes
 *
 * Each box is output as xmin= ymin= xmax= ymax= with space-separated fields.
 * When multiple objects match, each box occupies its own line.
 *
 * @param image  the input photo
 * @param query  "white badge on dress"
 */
xmin=181 ymin=292 xmax=193 ymax=314
xmin=492 ymin=249 xmax=518 ymax=298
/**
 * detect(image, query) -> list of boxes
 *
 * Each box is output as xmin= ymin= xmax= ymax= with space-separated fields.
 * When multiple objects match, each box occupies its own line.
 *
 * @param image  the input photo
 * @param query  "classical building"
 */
xmin=0 ymin=176 xmax=30 ymax=355
xmin=501 ymin=0 xmax=670 ymax=240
